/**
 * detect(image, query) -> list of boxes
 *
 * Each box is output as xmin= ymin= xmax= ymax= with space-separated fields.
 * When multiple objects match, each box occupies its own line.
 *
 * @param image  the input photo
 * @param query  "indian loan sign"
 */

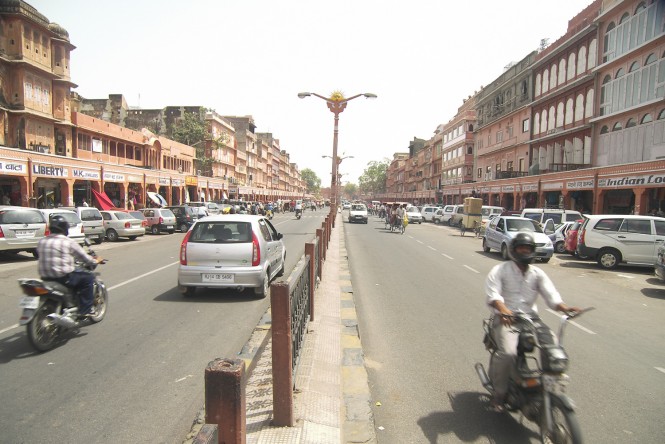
xmin=598 ymin=173 xmax=665 ymax=188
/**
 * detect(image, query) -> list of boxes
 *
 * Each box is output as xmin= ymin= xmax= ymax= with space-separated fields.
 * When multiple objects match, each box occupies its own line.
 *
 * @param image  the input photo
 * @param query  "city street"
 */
xmin=0 ymin=210 xmax=326 ymax=443
xmin=346 ymin=213 xmax=665 ymax=444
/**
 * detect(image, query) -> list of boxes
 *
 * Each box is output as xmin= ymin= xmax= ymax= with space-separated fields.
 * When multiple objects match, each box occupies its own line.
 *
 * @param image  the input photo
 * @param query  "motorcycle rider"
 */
xmin=485 ymin=232 xmax=580 ymax=411
xmin=295 ymin=200 xmax=302 ymax=218
xmin=37 ymin=215 xmax=104 ymax=317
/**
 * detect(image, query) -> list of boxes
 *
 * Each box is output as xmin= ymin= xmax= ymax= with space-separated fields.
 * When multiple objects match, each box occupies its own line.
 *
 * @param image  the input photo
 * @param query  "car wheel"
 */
xmin=128 ymin=236 xmax=138 ymax=240
xmin=168 ymin=230 xmax=175 ymax=234
xmin=179 ymin=223 xmax=189 ymax=233
xmin=93 ymin=237 xmax=103 ymax=245
xmin=555 ymin=241 xmax=566 ymax=254
xmin=151 ymin=225 xmax=160 ymax=235
xmin=597 ymin=248 xmax=620 ymax=270
xmin=482 ymin=238 xmax=491 ymax=253
xmin=254 ymin=272 xmax=270 ymax=298
xmin=540 ymin=258 xmax=551 ymax=263
xmin=501 ymin=244 xmax=509 ymax=260
xmin=179 ymin=283 xmax=196 ymax=297
xmin=106 ymin=229 xmax=119 ymax=242
xmin=31 ymin=249 xmax=39 ymax=259
xmin=419 ymin=221 xmax=422 ymax=224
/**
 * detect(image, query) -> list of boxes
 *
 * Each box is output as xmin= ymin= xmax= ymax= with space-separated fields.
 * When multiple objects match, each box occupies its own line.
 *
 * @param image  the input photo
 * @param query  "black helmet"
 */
xmin=509 ymin=231 xmax=536 ymax=264
xmin=49 ymin=214 xmax=69 ymax=235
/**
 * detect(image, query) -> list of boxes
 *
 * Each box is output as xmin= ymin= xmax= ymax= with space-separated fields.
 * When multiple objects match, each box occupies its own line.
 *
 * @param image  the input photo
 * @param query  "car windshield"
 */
xmin=0 ymin=210 xmax=45 ymax=224
xmin=406 ymin=207 xmax=418 ymax=213
xmin=114 ymin=212 xmax=134 ymax=220
xmin=351 ymin=205 xmax=366 ymax=211
xmin=506 ymin=218 xmax=543 ymax=233
xmin=189 ymin=221 xmax=252 ymax=243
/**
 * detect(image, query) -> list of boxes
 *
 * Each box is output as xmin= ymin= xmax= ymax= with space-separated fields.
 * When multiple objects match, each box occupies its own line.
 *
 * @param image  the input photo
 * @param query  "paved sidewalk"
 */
xmin=188 ymin=214 xmax=376 ymax=444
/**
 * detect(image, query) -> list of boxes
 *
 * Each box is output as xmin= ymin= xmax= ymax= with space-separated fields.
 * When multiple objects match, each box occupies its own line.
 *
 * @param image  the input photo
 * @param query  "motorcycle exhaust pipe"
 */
xmin=47 ymin=313 xmax=78 ymax=328
xmin=474 ymin=363 xmax=495 ymax=393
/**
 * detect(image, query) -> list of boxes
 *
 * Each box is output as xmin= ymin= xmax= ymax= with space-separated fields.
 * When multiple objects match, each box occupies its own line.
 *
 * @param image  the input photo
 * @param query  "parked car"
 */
xmin=142 ymin=208 xmax=177 ymax=234
xmin=167 ymin=205 xmax=201 ymax=232
xmin=0 ymin=206 xmax=47 ymax=257
xmin=548 ymin=221 xmax=576 ymax=254
xmin=177 ymin=214 xmax=286 ymax=298
xmin=564 ymin=219 xmax=586 ymax=257
xmin=405 ymin=206 xmax=423 ymax=224
xmin=204 ymin=202 xmax=221 ymax=215
xmin=577 ymin=214 xmax=665 ymax=269
xmin=433 ymin=208 xmax=446 ymax=224
xmin=438 ymin=205 xmax=461 ymax=225
xmin=100 ymin=210 xmax=145 ymax=242
xmin=348 ymin=203 xmax=368 ymax=224
xmin=482 ymin=215 xmax=555 ymax=262
xmin=655 ymin=243 xmax=665 ymax=283
xmin=39 ymin=209 xmax=85 ymax=244
xmin=128 ymin=210 xmax=149 ymax=230
xmin=521 ymin=208 xmax=583 ymax=225
xmin=420 ymin=206 xmax=439 ymax=222
xmin=448 ymin=205 xmax=467 ymax=227
xmin=61 ymin=206 xmax=105 ymax=245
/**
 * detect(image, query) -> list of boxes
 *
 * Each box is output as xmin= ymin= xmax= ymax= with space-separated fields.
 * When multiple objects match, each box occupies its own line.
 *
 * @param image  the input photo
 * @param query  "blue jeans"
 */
xmin=62 ymin=271 xmax=96 ymax=315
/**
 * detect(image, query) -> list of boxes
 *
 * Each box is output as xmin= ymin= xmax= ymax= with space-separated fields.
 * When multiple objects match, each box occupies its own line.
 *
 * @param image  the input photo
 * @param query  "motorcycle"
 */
xmin=295 ymin=209 xmax=302 ymax=220
xmin=475 ymin=308 xmax=593 ymax=444
xmin=18 ymin=240 xmax=108 ymax=352
xmin=266 ymin=209 xmax=273 ymax=220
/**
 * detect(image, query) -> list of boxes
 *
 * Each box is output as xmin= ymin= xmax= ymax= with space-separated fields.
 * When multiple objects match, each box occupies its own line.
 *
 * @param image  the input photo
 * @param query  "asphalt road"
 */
xmin=0 ymin=209 xmax=327 ymax=443
xmin=346 ymin=214 xmax=665 ymax=444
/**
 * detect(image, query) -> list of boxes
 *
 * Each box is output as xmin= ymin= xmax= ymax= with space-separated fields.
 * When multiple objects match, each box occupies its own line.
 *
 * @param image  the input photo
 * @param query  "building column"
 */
xmin=634 ymin=188 xmax=648 ymax=215
xmin=594 ymin=189 xmax=606 ymax=214
xmin=62 ymin=179 xmax=75 ymax=207
xmin=19 ymin=177 xmax=30 ymax=207
xmin=561 ymin=190 xmax=571 ymax=210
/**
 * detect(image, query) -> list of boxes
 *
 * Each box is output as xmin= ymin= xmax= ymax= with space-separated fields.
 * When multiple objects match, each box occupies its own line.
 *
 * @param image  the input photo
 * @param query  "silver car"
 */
xmin=100 ymin=210 xmax=146 ymax=242
xmin=177 ymin=215 xmax=286 ymax=298
xmin=482 ymin=216 xmax=554 ymax=263
xmin=40 ymin=209 xmax=85 ymax=244
xmin=0 ymin=206 xmax=47 ymax=257
xmin=405 ymin=206 xmax=423 ymax=224
xmin=142 ymin=208 xmax=177 ymax=235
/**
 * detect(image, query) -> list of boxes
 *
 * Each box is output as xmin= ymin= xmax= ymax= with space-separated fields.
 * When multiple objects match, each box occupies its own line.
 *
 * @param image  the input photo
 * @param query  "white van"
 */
xmin=521 ymin=208 xmax=582 ymax=225
xmin=481 ymin=206 xmax=505 ymax=221
xmin=447 ymin=205 xmax=466 ymax=226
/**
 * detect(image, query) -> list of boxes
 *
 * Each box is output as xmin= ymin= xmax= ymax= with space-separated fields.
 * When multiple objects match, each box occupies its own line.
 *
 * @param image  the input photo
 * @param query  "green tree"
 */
xmin=343 ymin=182 xmax=358 ymax=200
xmin=172 ymin=109 xmax=206 ymax=147
xmin=300 ymin=168 xmax=321 ymax=194
xmin=358 ymin=159 xmax=389 ymax=195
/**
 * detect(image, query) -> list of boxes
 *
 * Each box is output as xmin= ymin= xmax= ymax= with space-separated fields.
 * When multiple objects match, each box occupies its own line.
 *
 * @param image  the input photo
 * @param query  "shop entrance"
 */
xmin=604 ymin=189 xmax=634 ymax=214
xmin=104 ymin=182 xmax=123 ymax=208
xmin=35 ymin=179 xmax=62 ymax=208
xmin=0 ymin=177 xmax=21 ymax=206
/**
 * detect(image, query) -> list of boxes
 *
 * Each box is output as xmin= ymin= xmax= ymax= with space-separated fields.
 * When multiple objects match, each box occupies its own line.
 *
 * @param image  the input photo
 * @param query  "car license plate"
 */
xmin=166 ymin=225 xmax=174 ymax=229
xmin=202 ymin=273 xmax=234 ymax=283
xmin=19 ymin=296 xmax=40 ymax=309
xmin=14 ymin=229 xmax=34 ymax=238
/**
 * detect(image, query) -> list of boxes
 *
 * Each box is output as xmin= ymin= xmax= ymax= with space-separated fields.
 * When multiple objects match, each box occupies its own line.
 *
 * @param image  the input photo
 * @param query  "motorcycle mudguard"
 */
xmin=19 ymin=308 xmax=37 ymax=325
xmin=550 ymin=392 xmax=576 ymax=411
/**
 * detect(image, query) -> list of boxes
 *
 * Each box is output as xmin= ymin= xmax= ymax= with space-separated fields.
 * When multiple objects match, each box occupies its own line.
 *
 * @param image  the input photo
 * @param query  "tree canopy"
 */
xmin=358 ymin=159 xmax=390 ymax=195
xmin=300 ymin=168 xmax=321 ymax=194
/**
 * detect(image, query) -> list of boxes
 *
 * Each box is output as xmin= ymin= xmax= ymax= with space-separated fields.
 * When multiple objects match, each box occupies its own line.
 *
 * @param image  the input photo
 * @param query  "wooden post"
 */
xmin=316 ymin=228 xmax=324 ymax=276
xmin=204 ymin=358 xmax=246 ymax=444
xmin=305 ymin=243 xmax=316 ymax=322
xmin=270 ymin=282 xmax=294 ymax=426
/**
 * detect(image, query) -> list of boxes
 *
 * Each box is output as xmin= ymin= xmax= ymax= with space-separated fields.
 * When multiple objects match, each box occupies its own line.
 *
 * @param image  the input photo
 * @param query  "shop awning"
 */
xmin=91 ymin=188 xmax=116 ymax=211
xmin=147 ymin=191 xmax=168 ymax=207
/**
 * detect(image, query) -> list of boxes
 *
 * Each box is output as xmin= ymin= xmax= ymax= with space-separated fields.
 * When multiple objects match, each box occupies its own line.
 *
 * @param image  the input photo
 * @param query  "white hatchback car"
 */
xmin=40 ymin=209 xmax=85 ymax=244
xmin=177 ymin=215 xmax=286 ymax=298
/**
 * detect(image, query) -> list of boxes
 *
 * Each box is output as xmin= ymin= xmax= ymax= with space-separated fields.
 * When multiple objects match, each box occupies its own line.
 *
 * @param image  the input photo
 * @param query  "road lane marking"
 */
xmin=107 ymin=261 xmax=180 ymax=291
xmin=441 ymin=253 xmax=453 ymax=260
xmin=427 ymin=246 xmax=437 ymax=251
xmin=655 ymin=367 xmax=665 ymax=375
xmin=546 ymin=309 xmax=597 ymax=335
xmin=0 ymin=262 xmax=181 ymax=335
xmin=416 ymin=240 xmax=423 ymax=244
xmin=617 ymin=274 xmax=635 ymax=279
xmin=464 ymin=265 xmax=480 ymax=274
xmin=0 ymin=324 xmax=19 ymax=335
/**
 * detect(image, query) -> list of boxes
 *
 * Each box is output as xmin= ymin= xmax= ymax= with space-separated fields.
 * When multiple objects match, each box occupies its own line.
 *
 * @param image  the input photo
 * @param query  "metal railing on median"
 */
xmin=197 ymin=213 xmax=334 ymax=443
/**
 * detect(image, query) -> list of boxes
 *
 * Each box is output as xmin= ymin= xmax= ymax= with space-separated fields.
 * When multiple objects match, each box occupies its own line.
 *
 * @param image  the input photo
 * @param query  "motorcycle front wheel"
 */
xmin=89 ymin=281 xmax=109 ymax=323
xmin=541 ymin=394 xmax=583 ymax=444
xmin=27 ymin=300 xmax=61 ymax=352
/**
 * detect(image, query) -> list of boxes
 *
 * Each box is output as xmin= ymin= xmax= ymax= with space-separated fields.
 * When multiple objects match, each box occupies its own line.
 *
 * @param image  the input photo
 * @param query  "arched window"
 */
xmin=550 ymin=63 xmax=558 ymax=89
xmin=619 ymin=13 xmax=629 ymax=24
xmin=612 ymin=122 xmax=623 ymax=131
xmin=640 ymin=113 xmax=652 ymax=124
xmin=541 ymin=109 xmax=548 ymax=132
xmin=559 ymin=58 xmax=566 ymax=84
xmin=585 ymin=89 xmax=594 ymax=118
xmin=645 ymin=53 xmax=656 ymax=64
xmin=543 ymin=69 xmax=549 ymax=93
xmin=575 ymin=94 xmax=584 ymax=122
xmin=626 ymin=118 xmax=637 ymax=128
xmin=635 ymin=2 xmax=646 ymax=13
xmin=556 ymin=102 xmax=564 ymax=127
xmin=535 ymin=73 xmax=542 ymax=96
xmin=568 ymin=52 xmax=576 ymax=79
xmin=615 ymin=68 xmax=625 ymax=78
xmin=534 ymin=112 xmax=540 ymax=134
xmin=600 ymin=126 xmax=609 ymax=134
xmin=600 ymin=75 xmax=612 ymax=115
xmin=588 ymin=39 xmax=597 ymax=69
xmin=565 ymin=98 xmax=574 ymax=125
xmin=468 ymin=124 xmax=474 ymax=132
xmin=658 ymin=109 xmax=665 ymax=120
xmin=629 ymin=61 xmax=640 ymax=72
xmin=548 ymin=105 xmax=556 ymax=130
xmin=578 ymin=46 xmax=587 ymax=73
xmin=603 ymin=23 xmax=615 ymax=63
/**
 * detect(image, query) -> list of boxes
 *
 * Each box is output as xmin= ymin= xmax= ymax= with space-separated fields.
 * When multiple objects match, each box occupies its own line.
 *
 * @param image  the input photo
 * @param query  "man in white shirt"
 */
xmin=485 ymin=232 xmax=580 ymax=411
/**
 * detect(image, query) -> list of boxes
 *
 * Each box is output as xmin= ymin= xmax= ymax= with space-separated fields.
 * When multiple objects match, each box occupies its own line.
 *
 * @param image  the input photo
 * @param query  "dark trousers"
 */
xmin=54 ymin=271 xmax=95 ymax=314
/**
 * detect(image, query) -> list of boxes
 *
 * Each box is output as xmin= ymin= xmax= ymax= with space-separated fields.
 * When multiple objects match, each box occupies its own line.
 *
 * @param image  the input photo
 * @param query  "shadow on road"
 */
xmin=154 ymin=287 xmax=267 ymax=303
xmin=417 ymin=391 xmax=538 ymax=443
xmin=641 ymin=286 xmax=665 ymax=300
xmin=0 ymin=328 xmax=88 ymax=363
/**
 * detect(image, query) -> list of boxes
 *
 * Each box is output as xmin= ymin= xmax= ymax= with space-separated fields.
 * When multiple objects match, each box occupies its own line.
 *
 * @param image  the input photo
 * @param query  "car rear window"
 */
xmin=543 ymin=213 xmax=563 ymax=224
xmin=161 ymin=209 xmax=175 ymax=218
xmin=189 ymin=221 xmax=252 ymax=243
xmin=50 ymin=212 xmax=81 ymax=224
xmin=79 ymin=209 xmax=102 ymax=221
xmin=594 ymin=218 xmax=622 ymax=231
xmin=0 ymin=209 xmax=45 ymax=224
xmin=114 ymin=212 xmax=133 ymax=220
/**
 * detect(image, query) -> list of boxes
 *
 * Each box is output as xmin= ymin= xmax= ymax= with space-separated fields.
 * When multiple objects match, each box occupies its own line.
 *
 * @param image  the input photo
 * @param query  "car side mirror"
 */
xmin=276 ymin=233 xmax=283 ymax=240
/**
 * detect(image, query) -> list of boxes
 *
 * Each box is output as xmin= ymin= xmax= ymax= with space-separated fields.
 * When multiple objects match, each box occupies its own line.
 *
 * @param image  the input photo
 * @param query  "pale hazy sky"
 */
xmin=29 ymin=0 xmax=593 ymax=184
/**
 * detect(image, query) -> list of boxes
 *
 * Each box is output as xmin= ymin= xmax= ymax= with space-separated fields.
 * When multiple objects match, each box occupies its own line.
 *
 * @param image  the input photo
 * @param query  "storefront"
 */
xmin=103 ymin=171 xmax=125 ymax=208
xmin=126 ymin=174 xmax=144 ymax=210
xmin=71 ymin=168 xmax=101 ymax=208
xmin=32 ymin=162 xmax=69 ymax=208
xmin=0 ymin=160 xmax=27 ymax=206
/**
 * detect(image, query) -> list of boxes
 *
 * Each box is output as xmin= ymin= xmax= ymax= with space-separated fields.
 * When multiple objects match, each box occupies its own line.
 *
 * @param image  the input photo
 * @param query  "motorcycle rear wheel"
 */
xmin=540 ymin=394 xmax=583 ymax=444
xmin=27 ymin=300 xmax=61 ymax=352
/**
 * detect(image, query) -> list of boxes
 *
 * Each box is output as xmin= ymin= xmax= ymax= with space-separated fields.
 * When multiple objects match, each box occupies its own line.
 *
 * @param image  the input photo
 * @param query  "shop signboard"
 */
xmin=127 ymin=174 xmax=142 ymax=183
xmin=72 ymin=169 xmax=100 ymax=180
xmin=103 ymin=172 xmax=125 ymax=182
xmin=0 ymin=161 xmax=26 ymax=175
xmin=185 ymin=176 xmax=198 ymax=186
xmin=502 ymin=185 xmax=521 ymax=192
xmin=172 ymin=179 xmax=183 ymax=186
xmin=32 ymin=163 xmax=68 ymax=177
xmin=598 ymin=172 xmax=665 ymax=188
xmin=542 ymin=182 xmax=563 ymax=191
xmin=522 ymin=183 xmax=538 ymax=192
xmin=490 ymin=186 xmax=501 ymax=193
xmin=158 ymin=177 xmax=170 ymax=186
xmin=566 ymin=179 xmax=594 ymax=189
xmin=145 ymin=176 xmax=159 ymax=185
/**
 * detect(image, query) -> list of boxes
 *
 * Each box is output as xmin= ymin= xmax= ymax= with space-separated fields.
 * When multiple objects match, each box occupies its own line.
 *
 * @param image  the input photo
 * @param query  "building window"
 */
xmin=641 ymin=113 xmax=653 ymax=124
xmin=600 ymin=125 xmax=609 ymax=134
xmin=477 ymin=168 xmax=482 ymax=178
xmin=612 ymin=122 xmax=623 ymax=131
xmin=626 ymin=118 xmax=637 ymax=128
xmin=522 ymin=118 xmax=529 ymax=132
xmin=507 ymin=161 xmax=514 ymax=171
xmin=658 ymin=109 xmax=665 ymax=120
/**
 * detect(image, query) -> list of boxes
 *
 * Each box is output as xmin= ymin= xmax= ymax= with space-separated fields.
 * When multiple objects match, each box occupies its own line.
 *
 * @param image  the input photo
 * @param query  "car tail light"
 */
xmin=180 ymin=230 xmax=192 ymax=265
xmin=579 ymin=228 xmax=585 ymax=245
xmin=124 ymin=222 xmax=131 ymax=228
xmin=81 ymin=226 xmax=85 ymax=233
xmin=252 ymin=231 xmax=260 ymax=266
xmin=159 ymin=217 xmax=163 ymax=224
xmin=143 ymin=220 xmax=148 ymax=227
xmin=0 ymin=227 xmax=4 ymax=238
xmin=44 ymin=226 xmax=49 ymax=236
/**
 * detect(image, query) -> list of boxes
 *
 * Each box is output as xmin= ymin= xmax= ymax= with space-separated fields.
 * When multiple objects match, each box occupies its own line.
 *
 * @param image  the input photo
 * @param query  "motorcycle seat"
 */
xmin=42 ymin=280 xmax=71 ymax=294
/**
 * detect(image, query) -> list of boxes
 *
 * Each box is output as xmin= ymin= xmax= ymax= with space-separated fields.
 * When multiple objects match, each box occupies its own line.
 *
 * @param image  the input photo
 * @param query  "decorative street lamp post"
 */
xmin=298 ymin=91 xmax=376 ymax=213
